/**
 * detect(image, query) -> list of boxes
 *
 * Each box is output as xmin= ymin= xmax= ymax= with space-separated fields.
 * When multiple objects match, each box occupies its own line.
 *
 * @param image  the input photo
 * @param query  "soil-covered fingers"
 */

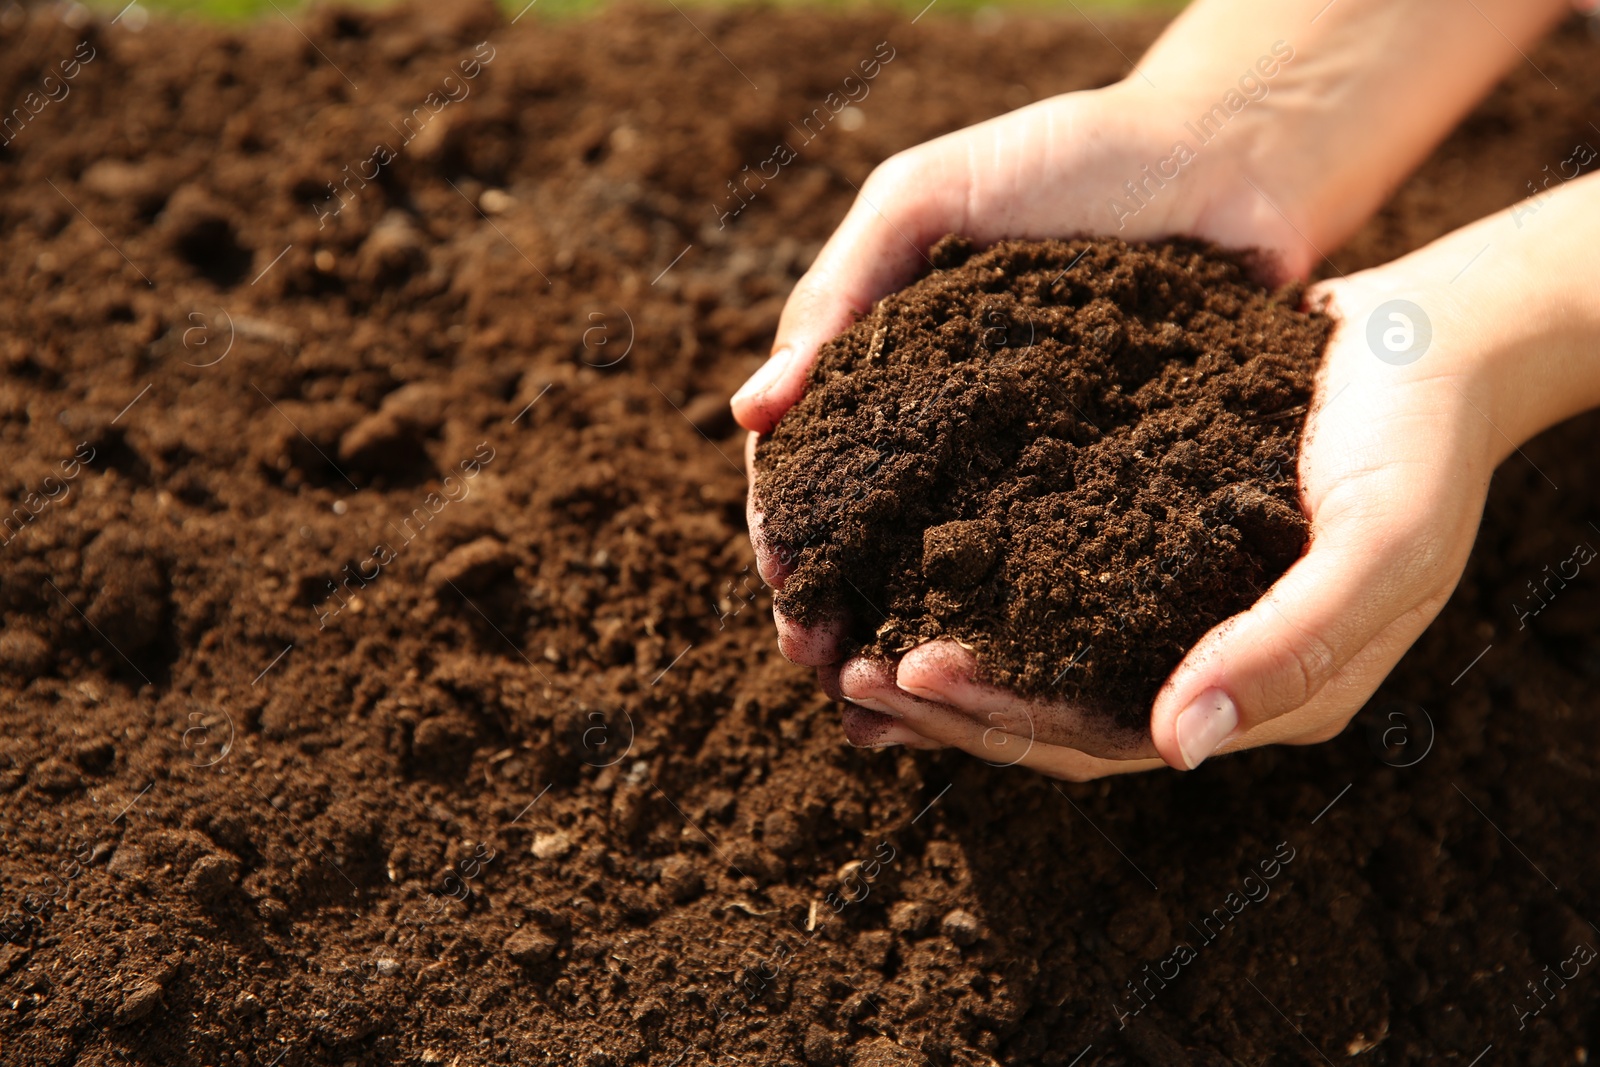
xmin=773 ymin=604 xmax=847 ymax=666
xmin=835 ymin=656 xmax=955 ymax=721
xmin=744 ymin=431 xmax=792 ymax=586
xmin=818 ymin=661 xmax=946 ymax=750
xmin=893 ymin=640 xmax=1157 ymax=759
xmin=821 ymin=651 xmax=1161 ymax=776
xmin=821 ymin=658 xmax=1158 ymax=777
xmin=746 ymin=432 xmax=851 ymax=665
xmin=886 ymin=697 xmax=1165 ymax=780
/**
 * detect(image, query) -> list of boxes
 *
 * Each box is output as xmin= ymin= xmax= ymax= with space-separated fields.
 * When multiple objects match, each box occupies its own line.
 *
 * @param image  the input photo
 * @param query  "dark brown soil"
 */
xmin=756 ymin=235 xmax=1327 ymax=725
xmin=1 ymin=4 xmax=1599 ymax=1067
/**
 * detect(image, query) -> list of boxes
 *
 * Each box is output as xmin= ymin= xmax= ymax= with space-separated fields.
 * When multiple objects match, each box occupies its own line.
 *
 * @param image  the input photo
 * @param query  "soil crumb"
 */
xmin=757 ymin=236 xmax=1330 ymax=724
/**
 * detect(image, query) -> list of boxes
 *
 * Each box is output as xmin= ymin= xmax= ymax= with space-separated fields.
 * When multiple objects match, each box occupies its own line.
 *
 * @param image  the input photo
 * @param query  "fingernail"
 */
xmin=1175 ymin=688 xmax=1237 ymax=769
xmin=731 ymin=345 xmax=793 ymax=408
xmin=897 ymin=682 xmax=945 ymax=704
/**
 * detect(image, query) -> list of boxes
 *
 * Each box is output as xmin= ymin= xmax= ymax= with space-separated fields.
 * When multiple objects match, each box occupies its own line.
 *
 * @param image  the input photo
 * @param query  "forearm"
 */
xmin=1123 ymin=0 xmax=1571 ymax=252
xmin=1429 ymin=169 xmax=1600 ymax=453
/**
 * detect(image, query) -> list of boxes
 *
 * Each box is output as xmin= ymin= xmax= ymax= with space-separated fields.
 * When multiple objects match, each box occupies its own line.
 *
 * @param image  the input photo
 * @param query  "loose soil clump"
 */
xmin=758 ymin=236 xmax=1328 ymax=725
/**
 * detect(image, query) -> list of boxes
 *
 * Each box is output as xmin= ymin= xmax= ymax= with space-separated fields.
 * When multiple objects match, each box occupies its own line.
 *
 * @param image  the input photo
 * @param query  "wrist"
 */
xmin=1119 ymin=0 xmax=1572 ymax=262
xmin=1356 ymin=176 xmax=1600 ymax=459
xmin=1452 ymin=195 xmax=1600 ymax=454
xmin=1108 ymin=29 xmax=1354 ymax=256
xmin=1090 ymin=76 xmax=1326 ymax=277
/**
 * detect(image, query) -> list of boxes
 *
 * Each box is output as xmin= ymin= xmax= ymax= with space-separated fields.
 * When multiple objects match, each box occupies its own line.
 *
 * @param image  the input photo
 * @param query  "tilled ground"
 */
xmin=1 ymin=3 xmax=1599 ymax=1065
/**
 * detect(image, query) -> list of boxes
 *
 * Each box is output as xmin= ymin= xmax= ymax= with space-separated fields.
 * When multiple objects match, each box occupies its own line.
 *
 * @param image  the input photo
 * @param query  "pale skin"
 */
xmin=732 ymin=0 xmax=1600 ymax=779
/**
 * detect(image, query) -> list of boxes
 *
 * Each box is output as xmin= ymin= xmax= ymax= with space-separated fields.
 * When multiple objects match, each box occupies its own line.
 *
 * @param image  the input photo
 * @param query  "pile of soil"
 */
xmin=0 ymin=3 xmax=1598 ymax=1066
xmin=757 ymin=235 xmax=1328 ymax=725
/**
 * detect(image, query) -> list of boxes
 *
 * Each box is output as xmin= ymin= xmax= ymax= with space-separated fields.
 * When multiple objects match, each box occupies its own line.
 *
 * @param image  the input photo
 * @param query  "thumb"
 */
xmin=1147 ymin=501 xmax=1462 ymax=771
xmin=730 ymin=154 xmax=953 ymax=434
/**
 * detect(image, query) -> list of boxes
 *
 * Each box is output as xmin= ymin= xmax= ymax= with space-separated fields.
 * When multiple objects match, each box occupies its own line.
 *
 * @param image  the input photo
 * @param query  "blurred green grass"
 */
xmin=88 ymin=0 xmax=1183 ymax=23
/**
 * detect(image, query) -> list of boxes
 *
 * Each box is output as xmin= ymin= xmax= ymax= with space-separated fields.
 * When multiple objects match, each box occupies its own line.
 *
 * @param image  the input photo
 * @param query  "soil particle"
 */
xmin=82 ymin=530 xmax=168 ymax=654
xmin=0 ymin=627 xmax=53 ymax=678
xmin=658 ymin=853 xmax=704 ymax=903
xmin=105 ymin=845 xmax=146 ymax=879
xmin=761 ymin=807 xmax=807 ymax=855
xmin=28 ymin=757 xmax=82 ymax=794
xmin=504 ymin=925 xmax=559 ymax=964
xmin=182 ymin=853 xmax=239 ymax=905
xmin=79 ymin=159 xmax=182 ymax=215
xmin=940 ymin=907 xmax=985 ymax=947
xmin=531 ymin=829 xmax=575 ymax=860
xmin=113 ymin=981 xmax=165 ymax=1026
xmin=426 ymin=534 xmax=517 ymax=592
xmin=889 ymin=900 xmax=935 ymax=937
xmin=356 ymin=210 xmax=429 ymax=286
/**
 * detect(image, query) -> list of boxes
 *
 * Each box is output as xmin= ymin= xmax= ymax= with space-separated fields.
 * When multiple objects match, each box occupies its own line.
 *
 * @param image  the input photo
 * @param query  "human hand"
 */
xmin=733 ymin=68 xmax=1342 ymax=780
xmin=735 ymin=79 xmax=1323 ymax=668
xmin=838 ymin=243 xmax=1500 ymax=776
xmin=735 ymin=0 xmax=1594 ymax=777
xmin=774 ymin=185 xmax=1600 ymax=778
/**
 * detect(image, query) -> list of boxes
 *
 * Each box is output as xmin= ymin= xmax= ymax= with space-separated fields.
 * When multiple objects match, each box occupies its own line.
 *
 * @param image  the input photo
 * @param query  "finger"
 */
xmin=840 ymin=705 xmax=946 ymax=750
xmin=823 ymin=653 xmax=1162 ymax=775
xmin=730 ymin=152 xmax=958 ymax=434
xmin=887 ymin=696 xmax=1164 ymax=781
xmin=895 ymin=640 xmax=1155 ymax=758
xmin=749 ymin=421 xmax=850 ymax=666
xmin=837 ymin=655 xmax=953 ymax=721
xmin=1149 ymin=508 xmax=1461 ymax=772
xmin=774 ymin=601 xmax=846 ymax=666
xmin=1225 ymin=603 xmax=1443 ymax=753
xmin=819 ymin=662 xmax=947 ymax=749
xmin=745 ymin=431 xmax=795 ymax=587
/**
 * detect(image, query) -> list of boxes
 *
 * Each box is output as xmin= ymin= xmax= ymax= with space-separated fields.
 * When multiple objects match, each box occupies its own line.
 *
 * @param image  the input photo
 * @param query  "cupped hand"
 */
xmin=735 ymin=80 xmax=1508 ymax=779
xmin=879 ymin=249 xmax=1501 ymax=775
xmin=733 ymin=1 xmax=1587 ymax=778
xmin=779 ymin=220 xmax=1513 ymax=778
xmin=736 ymin=79 xmax=1321 ymax=667
xmin=733 ymin=78 xmax=1329 ymax=774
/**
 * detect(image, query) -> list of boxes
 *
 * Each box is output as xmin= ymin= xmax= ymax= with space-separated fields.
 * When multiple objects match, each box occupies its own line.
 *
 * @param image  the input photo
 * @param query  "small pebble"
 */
xmin=479 ymin=188 xmax=515 ymax=214
xmin=183 ymin=853 xmax=239 ymax=904
xmin=113 ymin=980 xmax=164 ymax=1026
xmin=532 ymin=830 xmax=574 ymax=861
xmin=889 ymin=900 xmax=934 ymax=938
xmin=941 ymin=908 xmax=985 ymax=947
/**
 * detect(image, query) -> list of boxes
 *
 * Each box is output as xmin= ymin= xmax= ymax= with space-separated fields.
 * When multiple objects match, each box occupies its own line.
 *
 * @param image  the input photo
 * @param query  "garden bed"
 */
xmin=0 ymin=3 xmax=1597 ymax=1065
